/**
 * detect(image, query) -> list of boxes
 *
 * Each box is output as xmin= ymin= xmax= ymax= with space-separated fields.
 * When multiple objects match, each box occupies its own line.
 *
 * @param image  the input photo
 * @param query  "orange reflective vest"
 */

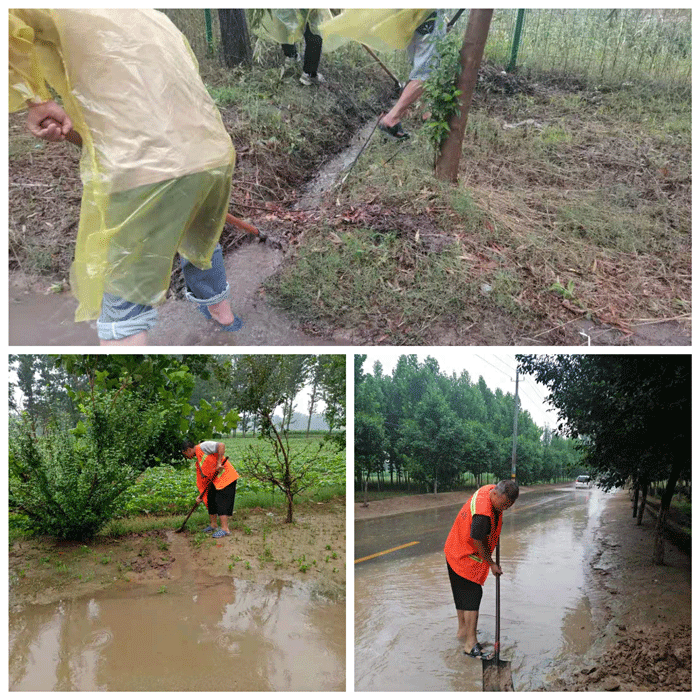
xmin=195 ymin=444 xmax=239 ymax=505
xmin=444 ymin=484 xmax=502 ymax=585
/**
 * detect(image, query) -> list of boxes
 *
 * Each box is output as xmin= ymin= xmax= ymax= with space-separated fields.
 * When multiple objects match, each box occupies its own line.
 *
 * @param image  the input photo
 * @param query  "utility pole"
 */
xmin=510 ymin=368 xmax=519 ymax=481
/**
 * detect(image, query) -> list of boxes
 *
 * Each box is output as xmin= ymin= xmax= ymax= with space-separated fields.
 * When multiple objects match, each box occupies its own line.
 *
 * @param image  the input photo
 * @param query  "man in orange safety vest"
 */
xmin=182 ymin=439 xmax=239 ymax=538
xmin=444 ymin=480 xmax=519 ymax=658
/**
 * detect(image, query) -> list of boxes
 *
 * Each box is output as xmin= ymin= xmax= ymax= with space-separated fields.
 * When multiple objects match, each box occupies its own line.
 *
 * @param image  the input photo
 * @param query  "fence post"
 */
xmin=204 ymin=9 xmax=214 ymax=54
xmin=508 ymin=9 xmax=526 ymax=71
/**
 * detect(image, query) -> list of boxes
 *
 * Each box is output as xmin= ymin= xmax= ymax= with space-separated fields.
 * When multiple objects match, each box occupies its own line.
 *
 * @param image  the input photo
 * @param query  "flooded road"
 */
xmin=355 ymin=485 xmax=609 ymax=691
xmin=10 ymin=535 xmax=345 ymax=691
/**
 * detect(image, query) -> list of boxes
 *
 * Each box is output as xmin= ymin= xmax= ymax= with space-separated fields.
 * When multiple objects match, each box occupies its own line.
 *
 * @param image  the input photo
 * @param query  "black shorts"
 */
xmin=206 ymin=479 xmax=237 ymax=516
xmin=447 ymin=560 xmax=483 ymax=611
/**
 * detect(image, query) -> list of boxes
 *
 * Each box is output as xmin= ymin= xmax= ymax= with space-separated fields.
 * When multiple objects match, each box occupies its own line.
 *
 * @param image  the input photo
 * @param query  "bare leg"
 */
xmin=210 ymin=514 xmax=217 ymax=529
xmin=463 ymin=610 xmax=479 ymax=652
xmin=456 ymin=609 xmax=468 ymax=639
xmin=380 ymin=80 xmax=425 ymax=128
xmin=219 ymin=515 xmax=230 ymax=533
xmin=206 ymin=298 xmax=235 ymax=326
xmin=100 ymin=331 xmax=148 ymax=346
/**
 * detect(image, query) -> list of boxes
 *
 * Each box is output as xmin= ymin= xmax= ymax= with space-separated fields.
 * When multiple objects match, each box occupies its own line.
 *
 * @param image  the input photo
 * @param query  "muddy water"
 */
xmin=9 ymin=243 xmax=340 ymax=346
xmin=355 ymin=487 xmax=609 ymax=691
xmin=10 ymin=535 xmax=345 ymax=691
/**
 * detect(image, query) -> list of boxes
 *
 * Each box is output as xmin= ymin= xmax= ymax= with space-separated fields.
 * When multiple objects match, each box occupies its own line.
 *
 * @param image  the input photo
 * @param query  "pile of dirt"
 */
xmin=556 ymin=624 xmax=691 ymax=691
xmin=542 ymin=491 xmax=691 ymax=691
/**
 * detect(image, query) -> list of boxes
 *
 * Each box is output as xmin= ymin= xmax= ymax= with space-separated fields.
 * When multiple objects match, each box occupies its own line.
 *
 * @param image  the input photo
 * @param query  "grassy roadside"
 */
xmin=266 ymin=75 xmax=690 ymax=344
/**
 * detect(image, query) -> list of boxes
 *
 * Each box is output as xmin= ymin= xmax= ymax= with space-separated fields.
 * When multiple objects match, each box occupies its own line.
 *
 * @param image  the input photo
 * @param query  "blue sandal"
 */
xmin=212 ymin=529 xmax=230 ymax=538
xmin=202 ymin=525 xmax=215 ymax=533
xmin=197 ymin=305 xmax=243 ymax=332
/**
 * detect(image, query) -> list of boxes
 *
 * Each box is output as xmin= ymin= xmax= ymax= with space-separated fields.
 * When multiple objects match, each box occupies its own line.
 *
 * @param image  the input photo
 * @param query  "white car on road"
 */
xmin=575 ymin=475 xmax=592 ymax=488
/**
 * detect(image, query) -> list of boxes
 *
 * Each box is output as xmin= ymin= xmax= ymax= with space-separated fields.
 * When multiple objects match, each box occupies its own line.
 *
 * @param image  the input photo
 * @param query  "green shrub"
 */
xmin=9 ymin=388 xmax=172 ymax=540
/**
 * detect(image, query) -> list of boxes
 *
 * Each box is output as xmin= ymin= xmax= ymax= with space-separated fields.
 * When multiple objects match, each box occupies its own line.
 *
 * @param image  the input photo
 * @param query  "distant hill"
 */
xmin=274 ymin=412 xmax=330 ymax=431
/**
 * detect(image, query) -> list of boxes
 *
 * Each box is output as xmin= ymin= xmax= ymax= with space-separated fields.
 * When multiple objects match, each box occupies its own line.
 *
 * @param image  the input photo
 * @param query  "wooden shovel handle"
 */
xmin=225 ymin=212 xmax=260 ymax=236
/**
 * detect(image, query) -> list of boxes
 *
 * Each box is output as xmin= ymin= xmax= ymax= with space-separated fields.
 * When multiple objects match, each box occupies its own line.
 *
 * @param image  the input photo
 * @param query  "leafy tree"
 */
xmin=317 ymin=354 xmax=346 ymax=448
xmin=9 ymin=356 xmax=238 ymax=540
xmin=399 ymin=386 xmax=466 ymax=493
xmin=229 ymin=355 xmax=345 ymax=522
xmin=57 ymin=355 xmax=238 ymax=468
xmin=517 ymin=354 xmax=690 ymax=564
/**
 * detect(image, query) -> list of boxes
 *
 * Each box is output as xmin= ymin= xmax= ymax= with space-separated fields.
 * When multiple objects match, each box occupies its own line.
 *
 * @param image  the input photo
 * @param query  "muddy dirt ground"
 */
xmin=9 ymin=500 xmax=346 ymax=609
xmin=355 ymin=488 xmax=691 ymax=691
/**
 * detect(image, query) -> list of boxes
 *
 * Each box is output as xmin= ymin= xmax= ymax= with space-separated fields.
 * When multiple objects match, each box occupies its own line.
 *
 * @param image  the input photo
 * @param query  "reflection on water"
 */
xmin=9 ymin=579 xmax=344 ymax=691
xmin=355 ymin=487 xmax=608 ymax=691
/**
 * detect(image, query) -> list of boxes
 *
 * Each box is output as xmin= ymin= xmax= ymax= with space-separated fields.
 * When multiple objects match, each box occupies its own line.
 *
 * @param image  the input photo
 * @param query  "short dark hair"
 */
xmin=181 ymin=439 xmax=195 ymax=452
xmin=495 ymin=480 xmax=519 ymax=502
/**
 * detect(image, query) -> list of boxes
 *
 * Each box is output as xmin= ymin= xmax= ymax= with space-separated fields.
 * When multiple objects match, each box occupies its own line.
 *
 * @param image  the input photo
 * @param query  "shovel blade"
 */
xmin=482 ymin=657 xmax=514 ymax=692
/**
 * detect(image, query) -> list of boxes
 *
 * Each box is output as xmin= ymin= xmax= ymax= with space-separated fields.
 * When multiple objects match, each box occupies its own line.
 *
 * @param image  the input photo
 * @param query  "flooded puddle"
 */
xmin=10 ymin=577 xmax=344 ymax=691
xmin=355 ymin=487 xmax=608 ymax=691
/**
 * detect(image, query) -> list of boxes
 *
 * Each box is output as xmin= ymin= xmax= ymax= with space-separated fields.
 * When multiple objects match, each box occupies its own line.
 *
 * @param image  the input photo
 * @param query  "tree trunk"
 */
xmin=363 ymin=475 xmax=368 ymax=507
xmin=632 ymin=482 xmax=640 ymax=517
xmin=435 ymin=9 xmax=494 ymax=181
xmin=285 ymin=491 xmax=294 ymax=523
xmin=434 ymin=477 xmax=438 ymax=495
xmin=218 ymin=9 xmax=252 ymax=67
xmin=636 ymin=481 xmax=648 ymax=525
xmin=652 ymin=462 xmax=683 ymax=564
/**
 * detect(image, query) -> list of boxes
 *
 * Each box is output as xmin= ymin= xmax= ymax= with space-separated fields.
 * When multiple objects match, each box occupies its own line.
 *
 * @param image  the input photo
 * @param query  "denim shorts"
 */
xmin=96 ymin=244 xmax=229 ymax=340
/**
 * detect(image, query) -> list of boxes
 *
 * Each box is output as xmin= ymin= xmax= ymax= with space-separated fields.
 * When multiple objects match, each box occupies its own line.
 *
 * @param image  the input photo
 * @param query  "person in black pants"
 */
xmin=278 ymin=10 xmax=325 ymax=85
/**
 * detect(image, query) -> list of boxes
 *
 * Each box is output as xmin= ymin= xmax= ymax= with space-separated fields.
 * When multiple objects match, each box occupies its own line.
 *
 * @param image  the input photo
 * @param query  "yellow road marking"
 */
xmin=355 ymin=541 xmax=420 ymax=564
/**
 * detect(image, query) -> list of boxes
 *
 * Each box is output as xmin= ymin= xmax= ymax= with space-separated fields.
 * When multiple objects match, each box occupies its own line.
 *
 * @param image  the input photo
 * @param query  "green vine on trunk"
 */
xmin=422 ymin=31 xmax=464 ymax=151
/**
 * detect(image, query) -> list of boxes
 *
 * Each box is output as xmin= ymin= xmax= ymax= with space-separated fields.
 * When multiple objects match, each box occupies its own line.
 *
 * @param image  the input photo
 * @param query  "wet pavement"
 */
xmin=354 ymin=485 xmax=609 ymax=691
xmin=9 ymin=535 xmax=345 ymax=691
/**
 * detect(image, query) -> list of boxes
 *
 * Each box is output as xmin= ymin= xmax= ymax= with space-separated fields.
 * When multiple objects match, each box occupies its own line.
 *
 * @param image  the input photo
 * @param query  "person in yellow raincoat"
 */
xmin=259 ymin=9 xmax=331 ymax=85
xmin=9 ymin=9 xmax=241 ymax=345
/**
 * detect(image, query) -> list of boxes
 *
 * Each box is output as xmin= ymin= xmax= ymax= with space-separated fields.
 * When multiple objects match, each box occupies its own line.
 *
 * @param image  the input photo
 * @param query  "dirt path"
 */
xmin=9 ymin=243 xmax=341 ymax=346
xmin=355 ymin=488 xmax=691 ymax=691
xmin=9 ymin=501 xmax=346 ymax=608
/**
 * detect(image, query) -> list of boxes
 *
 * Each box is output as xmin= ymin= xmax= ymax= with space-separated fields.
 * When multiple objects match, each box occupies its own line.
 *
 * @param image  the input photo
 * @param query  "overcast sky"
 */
xmin=361 ymin=351 xmax=556 ymax=430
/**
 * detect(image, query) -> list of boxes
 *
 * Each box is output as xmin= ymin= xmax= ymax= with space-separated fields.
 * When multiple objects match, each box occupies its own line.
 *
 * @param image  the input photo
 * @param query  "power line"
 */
xmin=474 ymin=354 xmax=514 ymax=382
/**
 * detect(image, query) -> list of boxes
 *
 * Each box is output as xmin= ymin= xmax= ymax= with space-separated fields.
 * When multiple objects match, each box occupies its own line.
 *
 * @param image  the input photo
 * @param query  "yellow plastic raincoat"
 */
xmin=259 ymin=9 xmax=333 ymax=46
xmin=319 ymin=9 xmax=433 ymax=53
xmin=9 ymin=9 xmax=235 ymax=321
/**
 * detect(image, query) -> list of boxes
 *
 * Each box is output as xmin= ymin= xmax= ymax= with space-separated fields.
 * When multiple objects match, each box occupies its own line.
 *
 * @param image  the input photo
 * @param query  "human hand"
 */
xmin=26 ymin=100 xmax=73 ymax=142
xmin=490 ymin=562 xmax=503 ymax=577
xmin=196 ymin=496 xmax=203 ymax=505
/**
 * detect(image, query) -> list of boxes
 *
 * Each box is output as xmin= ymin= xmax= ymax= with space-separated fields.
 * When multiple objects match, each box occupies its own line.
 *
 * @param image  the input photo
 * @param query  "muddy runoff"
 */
xmin=355 ymin=487 xmax=608 ymax=692
xmin=10 ymin=517 xmax=346 ymax=691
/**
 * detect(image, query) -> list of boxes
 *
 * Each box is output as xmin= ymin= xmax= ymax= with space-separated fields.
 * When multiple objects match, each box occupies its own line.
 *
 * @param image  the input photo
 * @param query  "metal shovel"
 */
xmin=482 ymin=541 xmax=514 ymax=691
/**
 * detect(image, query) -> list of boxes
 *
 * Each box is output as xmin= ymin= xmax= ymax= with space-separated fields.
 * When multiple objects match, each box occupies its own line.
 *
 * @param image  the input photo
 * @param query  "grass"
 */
xmin=7 ymin=23 xmax=690 ymax=344
xmin=266 ymin=73 xmax=690 ymax=343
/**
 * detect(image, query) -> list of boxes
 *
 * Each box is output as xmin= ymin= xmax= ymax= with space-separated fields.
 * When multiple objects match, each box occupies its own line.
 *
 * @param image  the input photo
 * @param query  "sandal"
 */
xmin=202 ymin=525 xmax=215 ymax=533
xmin=464 ymin=643 xmax=486 ymax=658
xmin=212 ymin=529 xmax=230 ymax=538
xmin=197 ymin=305 xmax=243 ymax=332
xmin=378 ymin=121 xmax=410 ymax=141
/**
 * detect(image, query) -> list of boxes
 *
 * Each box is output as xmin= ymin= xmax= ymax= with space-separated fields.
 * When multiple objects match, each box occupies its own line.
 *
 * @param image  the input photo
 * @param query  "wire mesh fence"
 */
xmin=486 ymin=8 xmax=691 ymax=91
xmin=163 ymin=9 xmax=691 ymax=93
